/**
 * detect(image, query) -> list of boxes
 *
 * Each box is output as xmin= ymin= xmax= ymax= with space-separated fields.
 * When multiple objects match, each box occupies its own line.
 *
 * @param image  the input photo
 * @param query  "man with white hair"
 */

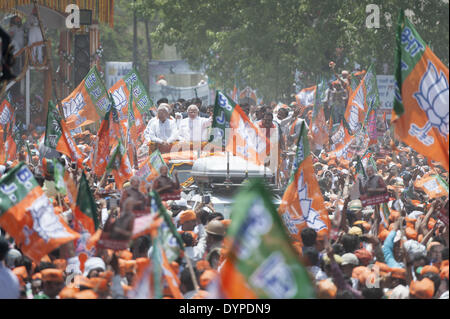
xmin=178 ymin=104 xmax=212 ymax=143
xmin=143 ymin=104 xmax=179 ymax=149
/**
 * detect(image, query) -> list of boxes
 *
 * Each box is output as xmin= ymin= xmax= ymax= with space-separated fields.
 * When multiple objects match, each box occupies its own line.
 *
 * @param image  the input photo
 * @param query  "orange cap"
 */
xmin=59 ymin=287 xmax=79 ymax=299
xmin=389 ymin=210 xmax=401 ymax=222
xmin=317 ymin=279 xmax=337 ymax=299
xmin=390 ymin=268 xmax=406 ymax=280
xmin=378 ymin=229 xmax=389 ymax=242
xmin=410 ymin=278 xmax=434 ymax=299
xmin=179 ymin=210 xmax=197 ymax=224
xmin=117 ymin=250 xmax=133 ymax=261
xmin=89 ymin=277 xmax=109 ymax=293
xmin=405 ymin=227 xmax=418 ymax=241
xmin=41 ymin=269 xmax=64 ymax=283
xmin=74 ymin=290 xmax=98 ymax=299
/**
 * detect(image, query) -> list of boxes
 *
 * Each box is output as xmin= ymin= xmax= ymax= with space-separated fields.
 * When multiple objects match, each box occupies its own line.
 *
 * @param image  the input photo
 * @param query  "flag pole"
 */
xmin=32 ymin=0 xmax=65 ymax=120
xmin=184 ymin=254 xmax=200 ymax=292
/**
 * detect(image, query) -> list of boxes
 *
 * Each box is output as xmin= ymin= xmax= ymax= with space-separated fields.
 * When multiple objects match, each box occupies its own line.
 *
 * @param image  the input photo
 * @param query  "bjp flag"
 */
xmin=0 ymin=163 xmax=80 ymax=263
xmin=278 ymin=121 xmax=330 ymax=243
xmin=295 ymin=86 xmax=316 ymax=110
xmin=62 ymin=66 xmax=110 ymax=130
xmin=218 ymin=179 xmax=314 ymax=299
xmin=414 ymin=174 xmax=448 ymax=199
xmin=44 ymin=101 xmax=85 ymax=167
xmin=392 ymin=10 xmax=449 ymax=172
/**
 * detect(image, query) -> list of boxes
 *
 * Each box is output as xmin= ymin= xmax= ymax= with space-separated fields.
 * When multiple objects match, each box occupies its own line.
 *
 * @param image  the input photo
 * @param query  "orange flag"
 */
xmin=0 ymin=163 xmax=80 ymax=263
xmin=393 ymin=11 xmax=449 ymax=171
xmin=414 ymin=174 xmax=448 ymax=199
xmin=62 ymin=67 xmax=109 ymax=130
xmin=278 ymin=122 xmax=330 ymax=243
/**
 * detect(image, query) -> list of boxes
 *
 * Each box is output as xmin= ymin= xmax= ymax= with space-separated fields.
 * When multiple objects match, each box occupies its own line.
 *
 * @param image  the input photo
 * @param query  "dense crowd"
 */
xmin=0 ymin=65 xmax=449 ymax=299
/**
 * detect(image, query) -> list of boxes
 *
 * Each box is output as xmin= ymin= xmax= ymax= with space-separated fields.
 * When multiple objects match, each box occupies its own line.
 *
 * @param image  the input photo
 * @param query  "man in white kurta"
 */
xmin=143 ymin=104 xmax=179 ymax=145
xmin=178 ymin=105 xmax=212 ymax=143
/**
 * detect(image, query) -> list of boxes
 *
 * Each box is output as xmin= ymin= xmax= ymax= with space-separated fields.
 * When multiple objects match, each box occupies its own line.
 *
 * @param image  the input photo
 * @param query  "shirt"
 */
xmin=0 ymin=262 xmax=20 ymax=299
xmin=144 ymin=118 xmax=179 ymax=143
xmin=178 ymin=117 xmax=212 ymax=143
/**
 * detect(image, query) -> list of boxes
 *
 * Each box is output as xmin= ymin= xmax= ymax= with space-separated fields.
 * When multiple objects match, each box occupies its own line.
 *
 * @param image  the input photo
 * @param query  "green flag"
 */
xmin=208 ymin=90 xmax=239 ymax=144
xmin=74 ymin=171 xmax=99 ymax=234
xmin=53 ymin=158 xmax=66 ymax=195
xmin=221 ymin=179 xmax=315 ymax=299
xmin=150 ymin=191 xmax=184 ymax=262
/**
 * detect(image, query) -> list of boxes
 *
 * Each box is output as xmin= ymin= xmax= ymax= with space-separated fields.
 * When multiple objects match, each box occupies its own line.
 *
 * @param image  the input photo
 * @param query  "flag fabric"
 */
xmin=367 ymin=109 xmax=378 ymax=146
xmin=381 ymin=203 xmax=391 ymax=228
xmin=62 ymin=66 xmax=111 ymax=130
xmin=414 ymin=174 xmax=449 ymax=199
xmin=219 ymin=179 xmax=315 ymax=299
xmin=108 ymin=68 xmax=149 ymax=142
xmin=345 ymin=65 xmax=380 ymax=136
xmin=311 ymin=78 xmax=329 ymax=147
xmin=150 ymin=191 xmax=184 ymax=263
xmin=93 ymin=110 xmax=112 ymax=178
xmin=329 ymin=121 xmax=355 ymax=161
xmin=106 ymin=139 xmax=133 ymax=190
xmin=278 ymin=122 xmax=330 ymax=243
xmin=295 ymin=86 xmax=316 ymax=110
xmin=392 ymin=10 xmax=449 ymax=172
xmin=209 ymin=91 xmax=268 ymax=165
xmin=44 ymin=101 xmax=85 ymax=167
xmin=135 ymin=150 xmax=168 ymax=192
xmin=0 ymin=163 xmax=80 ymax=263
xmin=73 ymin=171 xmax=99 ymax=234
xmin=53 ymin=158 xmax=66 ymax=195
xmin=231 ymin=85 xmax=238 ymax=103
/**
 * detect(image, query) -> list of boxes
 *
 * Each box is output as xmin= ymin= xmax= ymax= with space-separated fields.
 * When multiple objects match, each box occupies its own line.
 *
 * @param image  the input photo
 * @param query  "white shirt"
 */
xmin=143 ymin=118 xmax=179 ymax=143
xmin=178 ymin=116 xmax=212 ymax=143
xmin=0 ymin=262 xmax=20 ymax=299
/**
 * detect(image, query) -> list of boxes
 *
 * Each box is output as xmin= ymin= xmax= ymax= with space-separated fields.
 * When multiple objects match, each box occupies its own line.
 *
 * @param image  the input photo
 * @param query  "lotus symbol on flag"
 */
xmin=410 ymin=61 xmax=449 ymax=145
xmin=297 ymin=172 xmax=327 ymax=232
xmin=28 ymin=195 xmax=72 ymax=243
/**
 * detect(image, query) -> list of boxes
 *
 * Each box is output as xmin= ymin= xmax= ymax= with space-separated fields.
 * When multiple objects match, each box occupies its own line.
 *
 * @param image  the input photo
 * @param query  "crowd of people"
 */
xmin=0 ymin=62 xmax=449 ymax=299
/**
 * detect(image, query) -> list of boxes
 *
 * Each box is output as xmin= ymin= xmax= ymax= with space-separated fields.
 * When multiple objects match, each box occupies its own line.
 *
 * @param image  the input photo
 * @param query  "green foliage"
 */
xmin=138 ymin=0 xmax=448 ymax=102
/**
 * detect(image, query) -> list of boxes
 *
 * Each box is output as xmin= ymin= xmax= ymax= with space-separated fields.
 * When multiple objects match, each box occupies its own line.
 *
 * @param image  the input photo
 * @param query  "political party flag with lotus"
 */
xmin=0 ymin=162 xmax=80 ymax=263
xmin=278 ymin=121 xmax=330 ymax=243
xmin=295 ymin=86 xmax=316 ymax=111
xmin=106 ymin=139 xmax=133 ymax=190
xmin=62 ymin=66 xmax=111 ymax=130
xmin=345 ymin=65 xmax=380 ymax=135
xmin=414 ymin=174 xmax=448 ymax=199
xmin=44 ymin=101 xmax=85 ymax=167
xmin=209 ymin=91 xmax=268 ymax=165
xmin=109 ymin=68 xmax=150 ymax=141
xmin=392 ymin=10 xmax=449 ymax=172
xmin=218 ymin=179 xmax=315 ymax=299
xmin=73 ymin=171 xmax=99 ymax=234
xmin=329 ymin=121 xmax=355 ymax=161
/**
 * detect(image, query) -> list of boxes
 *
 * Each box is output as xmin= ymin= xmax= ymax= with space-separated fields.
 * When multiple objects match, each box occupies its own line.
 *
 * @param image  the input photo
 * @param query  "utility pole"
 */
xmin=133 ymin=0 xmax=139 ymax=70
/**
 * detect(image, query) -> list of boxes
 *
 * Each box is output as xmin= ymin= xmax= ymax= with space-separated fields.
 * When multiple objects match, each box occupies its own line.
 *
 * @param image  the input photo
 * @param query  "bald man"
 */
xmin=143 ymin=103 xmax=179 ymax=145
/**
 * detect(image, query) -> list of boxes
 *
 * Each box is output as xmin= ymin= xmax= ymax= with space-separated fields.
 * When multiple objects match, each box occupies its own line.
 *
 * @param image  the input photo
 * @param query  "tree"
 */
xmin=143 ymin=0 xmax=448 ymax=102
